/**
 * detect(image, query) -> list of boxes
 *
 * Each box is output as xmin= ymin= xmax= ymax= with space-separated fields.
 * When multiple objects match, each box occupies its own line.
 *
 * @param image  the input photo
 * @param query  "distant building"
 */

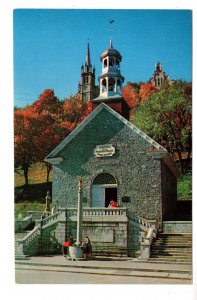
xmin=149 ymin=62 xmax=171 ymax=88
xmin=78 ymin=43 xmax=99 ymax=102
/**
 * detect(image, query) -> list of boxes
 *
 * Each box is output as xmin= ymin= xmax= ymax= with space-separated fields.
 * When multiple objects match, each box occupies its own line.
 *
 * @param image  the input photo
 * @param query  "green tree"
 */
xmin=134 ymin=81 xmax=192 ymax=172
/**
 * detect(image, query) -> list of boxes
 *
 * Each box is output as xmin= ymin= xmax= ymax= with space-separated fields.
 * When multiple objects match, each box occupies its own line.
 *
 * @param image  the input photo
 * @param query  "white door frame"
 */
xmin=92 ymin=184 xmax=117 ymax=207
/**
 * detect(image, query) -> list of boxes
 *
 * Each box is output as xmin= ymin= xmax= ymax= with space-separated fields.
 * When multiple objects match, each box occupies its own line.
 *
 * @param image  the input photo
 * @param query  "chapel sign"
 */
xmin=93 ymin=144 xmax=115 ymax=157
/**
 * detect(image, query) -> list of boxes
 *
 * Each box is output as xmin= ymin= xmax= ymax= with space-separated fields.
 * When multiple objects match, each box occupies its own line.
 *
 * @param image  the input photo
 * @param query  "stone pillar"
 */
xmin=76 ymin=177 xmax=83 ymax=246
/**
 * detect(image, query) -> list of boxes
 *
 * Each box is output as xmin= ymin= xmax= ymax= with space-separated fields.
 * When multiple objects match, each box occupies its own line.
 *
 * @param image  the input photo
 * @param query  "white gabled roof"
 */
xmin=45 ymin=102 xmax=166 ymax=161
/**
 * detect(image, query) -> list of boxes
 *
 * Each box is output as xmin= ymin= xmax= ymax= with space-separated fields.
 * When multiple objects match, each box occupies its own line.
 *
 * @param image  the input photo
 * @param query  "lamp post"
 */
xmin=76 ymin=176 xmax=83 ymax=246
xmin=68 ymin=177 xmax=84 ymax=260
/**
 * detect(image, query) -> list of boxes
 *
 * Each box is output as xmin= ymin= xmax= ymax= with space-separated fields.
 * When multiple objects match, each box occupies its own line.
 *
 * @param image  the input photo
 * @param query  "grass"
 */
xmin=15 ymin=162 xmax=52 ymax=187
xmin=15 ymin=162 xmax=52 ymax=217
xmin=177 ymin=172 xmax=192 ymax=200
xmin=15 ymin=202 xmax=45 ymax=218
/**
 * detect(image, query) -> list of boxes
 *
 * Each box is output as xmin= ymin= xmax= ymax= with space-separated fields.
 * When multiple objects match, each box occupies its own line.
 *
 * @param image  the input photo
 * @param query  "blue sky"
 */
xmin=14 ymin=9 xmax=192 ymax=107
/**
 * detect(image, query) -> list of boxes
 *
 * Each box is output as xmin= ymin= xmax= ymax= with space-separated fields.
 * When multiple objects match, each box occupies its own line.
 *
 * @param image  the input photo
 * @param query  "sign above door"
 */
xmin=93 ymin=144 xmax=115 ymax=158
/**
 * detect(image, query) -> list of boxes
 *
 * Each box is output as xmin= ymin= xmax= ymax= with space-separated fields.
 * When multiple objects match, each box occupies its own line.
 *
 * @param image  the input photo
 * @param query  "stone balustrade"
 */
xmin=41 ymin=211 xmax=62 ymax=227
xmin=140 ymin=227 xmax=157 ymax=259
xmin=17 ymin=225 xmax=41 ymax=249
xmin=59 ymin=207 xmax=127 ymax=217
xmin=128 ymin=211 xmax=156 ymax=229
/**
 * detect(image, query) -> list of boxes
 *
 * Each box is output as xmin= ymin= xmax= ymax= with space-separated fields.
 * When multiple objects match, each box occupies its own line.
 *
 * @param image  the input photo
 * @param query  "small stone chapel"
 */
xmin=45 ymin=40 xmax=180 ymax=256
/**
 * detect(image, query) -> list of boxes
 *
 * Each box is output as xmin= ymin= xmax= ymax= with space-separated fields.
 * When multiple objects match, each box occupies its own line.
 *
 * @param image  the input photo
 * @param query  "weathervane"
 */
xmin=109 ymin=19 xmax=115 ymax=39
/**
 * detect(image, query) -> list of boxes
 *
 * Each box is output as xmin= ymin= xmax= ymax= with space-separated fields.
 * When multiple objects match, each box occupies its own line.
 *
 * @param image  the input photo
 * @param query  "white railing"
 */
xmin=41 ymin=211 xmax=62 ymax=227
xmin=128 ymin=211 xmax=156 ymax=229
xmin=17 ymin=225 xmax=41 ymax=247
xmin=60 ymin=207 xmax=127 ymax=217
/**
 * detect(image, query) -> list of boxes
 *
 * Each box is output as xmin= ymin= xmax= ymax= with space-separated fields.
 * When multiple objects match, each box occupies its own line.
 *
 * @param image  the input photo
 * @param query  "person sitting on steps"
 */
xmin=81 ymin=236 xmax=92 ymax=260
xmin=62 ymin=234 xmax=75 ymax=257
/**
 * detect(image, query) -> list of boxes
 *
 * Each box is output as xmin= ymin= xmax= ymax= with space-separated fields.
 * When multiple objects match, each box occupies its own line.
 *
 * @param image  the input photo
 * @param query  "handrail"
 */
xmin=144 ymin=227 xmax=156 ymax=244
xmin=128 ymin=211 xmax=156 ymax=229
xmin=41 ymin=211 xmax=62 ymax=227
xmin=17 ymin=225 xmax=41 ymax=246
xmin=140 ymin=227 xmax=157 ymax=259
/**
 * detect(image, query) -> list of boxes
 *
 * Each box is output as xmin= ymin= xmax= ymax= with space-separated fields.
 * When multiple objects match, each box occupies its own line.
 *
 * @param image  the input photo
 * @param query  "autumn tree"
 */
xmin=14 ymin=90 xmax=92 ymax=184
xmin=31 ymin=89 xmax=63 ymax=116
xmin=14 ymin=109 xmax=44 ymax=185
xmin=139 ymin=82 xmax=157 ymax=103
xmin=122 ymin=82 xmax=139 ymax=110
xmin=134 ymin=81 xmax=192 ymax=172
xmin=62 ymin=94 xmax=91 ymax=129
xmin=31 ymin=89 xmax=66 ymax=181
xmin=15 ymin=89 xmax=65 ymax=183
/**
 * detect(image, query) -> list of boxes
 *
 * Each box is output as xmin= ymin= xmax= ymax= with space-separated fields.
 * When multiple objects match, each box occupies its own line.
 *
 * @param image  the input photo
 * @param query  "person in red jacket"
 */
xmin=62 ymin=234 xmax=75 ymax=256
xmin=108 ymin=200 xmax=118 ymax=207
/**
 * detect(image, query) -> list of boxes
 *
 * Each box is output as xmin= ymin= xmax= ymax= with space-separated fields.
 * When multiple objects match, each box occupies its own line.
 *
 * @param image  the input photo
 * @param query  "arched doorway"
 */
xmin=92 ymin=173 xmax=117 ymax=207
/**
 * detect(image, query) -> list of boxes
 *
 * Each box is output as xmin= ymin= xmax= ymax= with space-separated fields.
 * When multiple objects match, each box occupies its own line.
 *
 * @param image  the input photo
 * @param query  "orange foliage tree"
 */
xmin=122 ymin=82 xmax=139 ymax=110
xmin=62 ymin=94 xmax=92 ymax=128
xmin=14 ymin=90 xmax=92 ymax=184
xmin=14 ymin=109 xmax=44 ymax=185
xmin=139 ymin=82 xmax=157 ymax=103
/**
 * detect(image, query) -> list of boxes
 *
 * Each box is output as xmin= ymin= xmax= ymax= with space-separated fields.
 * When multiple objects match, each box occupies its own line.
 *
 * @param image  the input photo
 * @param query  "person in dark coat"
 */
xmin=81 ymin=236 xmax=92 ymax=260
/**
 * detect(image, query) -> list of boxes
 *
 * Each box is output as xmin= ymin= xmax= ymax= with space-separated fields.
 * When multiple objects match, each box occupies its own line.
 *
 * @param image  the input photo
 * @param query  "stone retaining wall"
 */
xmin=162 ymin=221 xmax=192 ymax=233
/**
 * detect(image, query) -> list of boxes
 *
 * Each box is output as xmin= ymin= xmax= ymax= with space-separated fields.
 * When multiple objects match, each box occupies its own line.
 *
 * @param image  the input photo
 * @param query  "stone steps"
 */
xmin=152 ymin=248 xmax=192 ymax=251
xmin=15 ymin=233 xmax=30 ymax=260
xmin=150 ymin=233 xmax=192 ymax=263
xmin=147 ymin=258 xmax=192 ymax=264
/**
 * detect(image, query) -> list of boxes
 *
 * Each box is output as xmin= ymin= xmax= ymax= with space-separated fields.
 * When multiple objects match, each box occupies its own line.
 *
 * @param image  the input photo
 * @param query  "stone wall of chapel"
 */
xmin=161 ymin=161 xmax=177 ymax=221
xmin=52 ymin=109 xmax=166 ymax=222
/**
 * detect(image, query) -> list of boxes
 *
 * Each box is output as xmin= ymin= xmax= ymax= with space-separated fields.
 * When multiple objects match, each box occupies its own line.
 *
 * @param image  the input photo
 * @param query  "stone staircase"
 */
xmin=150 ymin=233 xmax=192 ymax=263
xmin=15 ymin=232 xmax=30 ymax=260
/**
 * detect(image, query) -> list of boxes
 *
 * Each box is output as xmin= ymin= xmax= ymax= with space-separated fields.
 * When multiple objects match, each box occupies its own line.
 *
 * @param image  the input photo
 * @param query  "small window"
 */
xmin=104 ymin=59 xmax=107 ymax=68
xmin=109 ymin=78 xmax=115 ymax=91
xmin=117 ymin=79 xmax=122 ymax=93
xmin=109 ymin=57 xmax=114 ymax=67
xmin=102 ymin=78 xmax=107 ymax=92
xmin=115 ymin=59 xmax=120 ymax=68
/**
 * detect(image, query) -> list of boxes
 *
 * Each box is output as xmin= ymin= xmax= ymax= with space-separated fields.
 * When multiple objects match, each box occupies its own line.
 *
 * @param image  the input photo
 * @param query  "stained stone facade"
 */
xmin=45 ymin=103 xmax=179 ymax=227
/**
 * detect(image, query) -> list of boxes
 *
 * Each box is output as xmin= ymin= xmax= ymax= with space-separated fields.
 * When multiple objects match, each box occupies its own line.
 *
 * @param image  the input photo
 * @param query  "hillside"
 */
xmin=15 ymin=162 xmax=52 ymax=203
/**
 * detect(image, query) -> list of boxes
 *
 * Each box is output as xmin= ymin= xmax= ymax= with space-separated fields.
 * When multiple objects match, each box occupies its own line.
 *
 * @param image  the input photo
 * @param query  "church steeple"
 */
xmin=86 ymin=43 xmax=91 ymax=66
xmin=78 ymin=43 xmax=99 ymax=102
xmin=92 ymin=39 xmax=130 ymax=120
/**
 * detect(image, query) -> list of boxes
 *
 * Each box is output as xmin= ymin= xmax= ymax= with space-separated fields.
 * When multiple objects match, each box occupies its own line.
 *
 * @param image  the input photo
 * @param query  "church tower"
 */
xmin=78 ymin=43 xmax=99 ymax=102
xmin=149 ymin=62 xmax=171 ymax=88
xmin=92 ymin=39 xmax=130 ymax=120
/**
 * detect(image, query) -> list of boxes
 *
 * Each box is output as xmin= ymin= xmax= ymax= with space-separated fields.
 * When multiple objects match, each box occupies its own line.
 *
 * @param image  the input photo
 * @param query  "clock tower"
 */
xmin=78 ymin=43 xmax=99 ymax=102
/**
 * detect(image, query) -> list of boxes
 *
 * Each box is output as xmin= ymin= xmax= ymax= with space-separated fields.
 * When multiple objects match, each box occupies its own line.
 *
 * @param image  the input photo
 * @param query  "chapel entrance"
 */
xmin=92 ymin=173 xmax=117 ymax=207
xmin=105 ymin=188 xmax=117 ymax=207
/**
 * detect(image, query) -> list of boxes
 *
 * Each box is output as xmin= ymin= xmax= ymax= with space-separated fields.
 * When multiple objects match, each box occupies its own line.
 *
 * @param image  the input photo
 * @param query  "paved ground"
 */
xmin=15 ymin=269 xmax=189 ymax=284
xmin=15 ymin=255 xmax=192 ymax=284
